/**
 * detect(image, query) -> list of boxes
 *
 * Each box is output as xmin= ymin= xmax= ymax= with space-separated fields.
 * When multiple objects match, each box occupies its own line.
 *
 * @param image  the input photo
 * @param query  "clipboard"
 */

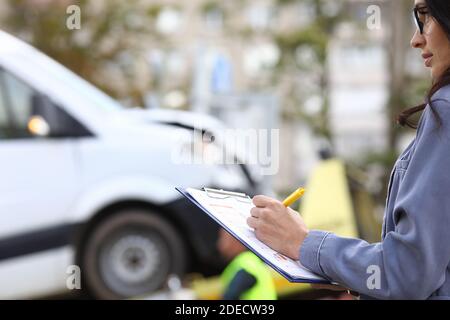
xmin=176 ymin=187 xmax=330 ymax=284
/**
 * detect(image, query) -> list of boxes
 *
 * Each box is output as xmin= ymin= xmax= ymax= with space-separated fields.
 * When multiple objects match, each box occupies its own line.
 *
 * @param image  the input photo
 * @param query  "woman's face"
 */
xmin=411 ymin=0 xmax=450 ymax=79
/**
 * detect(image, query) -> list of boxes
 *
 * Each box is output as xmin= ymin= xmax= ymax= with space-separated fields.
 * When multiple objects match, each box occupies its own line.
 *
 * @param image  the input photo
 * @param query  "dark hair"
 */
xmin=397 ymin=0 xmax=450 ymax=128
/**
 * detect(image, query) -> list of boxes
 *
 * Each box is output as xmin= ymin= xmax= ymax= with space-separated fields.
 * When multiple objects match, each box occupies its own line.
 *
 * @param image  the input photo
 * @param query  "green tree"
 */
xmin=1 ymin=0 xmax=162 ymax=105
xmin=274 ymin=0 xmax=346 ymax=141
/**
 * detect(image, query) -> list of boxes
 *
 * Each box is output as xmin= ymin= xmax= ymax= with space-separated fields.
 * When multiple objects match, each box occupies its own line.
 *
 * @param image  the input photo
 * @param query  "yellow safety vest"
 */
xmin=221 ymin=251 xmax=277 ymax=300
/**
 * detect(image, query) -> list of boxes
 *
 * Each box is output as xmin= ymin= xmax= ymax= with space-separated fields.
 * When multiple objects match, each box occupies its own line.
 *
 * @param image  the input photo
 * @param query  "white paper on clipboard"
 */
xmin=179 ymin=187 xmax=329 ymax=283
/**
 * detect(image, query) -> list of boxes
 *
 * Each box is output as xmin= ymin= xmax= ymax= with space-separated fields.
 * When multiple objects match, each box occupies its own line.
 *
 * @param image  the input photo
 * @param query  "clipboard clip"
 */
xmin=203 ymin=188 xmax=252 ymax=203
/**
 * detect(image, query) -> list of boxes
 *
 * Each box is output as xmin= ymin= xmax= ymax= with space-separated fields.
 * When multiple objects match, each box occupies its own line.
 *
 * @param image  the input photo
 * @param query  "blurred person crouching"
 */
xmin=217 ymin=228 xmax=277 ymax=300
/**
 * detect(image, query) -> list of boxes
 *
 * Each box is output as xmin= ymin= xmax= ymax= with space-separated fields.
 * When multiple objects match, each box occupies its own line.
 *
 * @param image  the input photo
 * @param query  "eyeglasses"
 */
xmin=413 ymin=6 xmax=430 ymax=34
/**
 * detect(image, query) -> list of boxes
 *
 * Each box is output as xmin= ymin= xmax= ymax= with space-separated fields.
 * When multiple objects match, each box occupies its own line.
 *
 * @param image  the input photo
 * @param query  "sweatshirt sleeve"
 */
xmin=300 ymin=100 xmax=450 ymax=299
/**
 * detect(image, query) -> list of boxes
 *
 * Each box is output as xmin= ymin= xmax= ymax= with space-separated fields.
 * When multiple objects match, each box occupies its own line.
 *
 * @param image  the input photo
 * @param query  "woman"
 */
xmin=247 ymin=0 xmax=450 ymax=300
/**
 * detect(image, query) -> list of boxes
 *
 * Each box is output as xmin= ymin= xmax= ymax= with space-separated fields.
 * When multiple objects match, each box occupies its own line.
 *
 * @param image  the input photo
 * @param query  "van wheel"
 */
xmin=81 ymin=209 xmax=187 ymax=299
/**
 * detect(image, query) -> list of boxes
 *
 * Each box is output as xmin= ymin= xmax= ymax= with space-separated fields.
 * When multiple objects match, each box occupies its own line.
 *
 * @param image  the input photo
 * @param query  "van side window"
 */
xmin=0 ymin=83 xmax=13 ymax=139
xmin=0 ymin=70 xmax=35 ymax=138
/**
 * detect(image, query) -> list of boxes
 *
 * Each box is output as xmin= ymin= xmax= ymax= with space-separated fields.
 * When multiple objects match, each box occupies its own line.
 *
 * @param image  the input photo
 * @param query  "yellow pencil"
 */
xmin=282 ymin=187 xmax=305 ymax=207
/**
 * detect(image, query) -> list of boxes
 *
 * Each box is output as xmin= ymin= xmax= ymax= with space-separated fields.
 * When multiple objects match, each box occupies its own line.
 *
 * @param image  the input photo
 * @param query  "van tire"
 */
xmin=81 ymin=209 xmax=187 ymax=299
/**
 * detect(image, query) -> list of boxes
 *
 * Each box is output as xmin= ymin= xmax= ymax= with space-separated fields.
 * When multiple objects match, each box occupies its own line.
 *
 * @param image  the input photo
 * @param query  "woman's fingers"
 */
xmin=247 ymin=216 xmax=259 ymax=229
xmin=250 ymin=207 xmax=277 ymax=226
xmin=250 ymin=206 xmax=261 ymax=218
xmin=252 ymin=195 xmax=277 ymax=208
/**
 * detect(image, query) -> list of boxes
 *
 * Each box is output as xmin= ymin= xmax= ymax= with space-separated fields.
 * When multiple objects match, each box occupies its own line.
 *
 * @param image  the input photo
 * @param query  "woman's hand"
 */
xmin=246 ymin=195 xmax=309 ymax=260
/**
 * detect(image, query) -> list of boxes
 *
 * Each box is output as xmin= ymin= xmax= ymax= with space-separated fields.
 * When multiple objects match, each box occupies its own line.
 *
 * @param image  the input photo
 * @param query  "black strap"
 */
xmin=223 ymin=269 xmax=257 ymax=300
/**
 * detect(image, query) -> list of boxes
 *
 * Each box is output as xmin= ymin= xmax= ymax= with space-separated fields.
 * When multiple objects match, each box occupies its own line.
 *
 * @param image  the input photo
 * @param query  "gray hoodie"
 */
xmin=300 ymin=85 xmax=450 ymax=300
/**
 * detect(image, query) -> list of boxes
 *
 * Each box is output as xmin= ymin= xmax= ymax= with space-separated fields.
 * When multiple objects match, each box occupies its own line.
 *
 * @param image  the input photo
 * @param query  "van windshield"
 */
xmin=14 ymin=49 xmax=125 ymax=114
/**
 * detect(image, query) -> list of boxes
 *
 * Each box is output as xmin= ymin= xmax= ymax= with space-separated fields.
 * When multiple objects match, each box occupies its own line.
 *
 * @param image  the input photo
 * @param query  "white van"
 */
xmin=0 ymin=31 xmax=265 ymax=299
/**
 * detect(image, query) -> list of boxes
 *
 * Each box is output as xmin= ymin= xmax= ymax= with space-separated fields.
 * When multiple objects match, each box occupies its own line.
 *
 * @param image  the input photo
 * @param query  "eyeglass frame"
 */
xmin=413 ymin=6 xmax=430 ymax=35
